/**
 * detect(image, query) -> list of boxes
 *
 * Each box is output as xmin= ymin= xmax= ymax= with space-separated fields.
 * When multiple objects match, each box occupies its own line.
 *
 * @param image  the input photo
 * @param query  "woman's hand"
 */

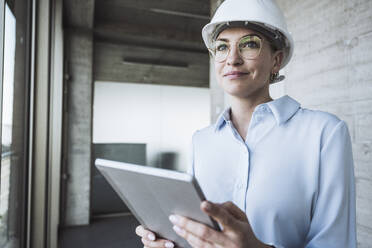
xmin=135 ymin=225 xmax=175 ymax=248
xmin=169 ymin=201 xmax=271 ymax=248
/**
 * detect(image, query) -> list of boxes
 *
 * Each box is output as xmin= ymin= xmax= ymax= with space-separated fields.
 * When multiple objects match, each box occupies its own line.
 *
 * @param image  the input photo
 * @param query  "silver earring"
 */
xmin=270 ymin=72 xmax=285 ymax=84
xmin=270 ymin=72 xmax=279 ymax=83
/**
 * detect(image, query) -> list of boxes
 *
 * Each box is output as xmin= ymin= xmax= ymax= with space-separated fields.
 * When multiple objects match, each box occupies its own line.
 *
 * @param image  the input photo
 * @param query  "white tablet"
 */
xmin=95 ymin=158 xmax=220 ymax=248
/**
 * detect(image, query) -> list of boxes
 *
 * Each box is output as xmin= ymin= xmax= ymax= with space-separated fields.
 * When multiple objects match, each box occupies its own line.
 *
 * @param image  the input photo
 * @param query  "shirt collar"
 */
xmin=266 ymin=95 xmax=300 ymax=125
xmin=214 ymin=107 xmax=232 ymax=132
xmin=214 ymin=95 xmax=300 ymax=132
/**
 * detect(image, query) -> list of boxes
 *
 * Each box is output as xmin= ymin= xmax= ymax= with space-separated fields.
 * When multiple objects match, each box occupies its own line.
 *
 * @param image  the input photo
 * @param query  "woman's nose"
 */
xmin=226 ymin=45 xmax=243 ymax=66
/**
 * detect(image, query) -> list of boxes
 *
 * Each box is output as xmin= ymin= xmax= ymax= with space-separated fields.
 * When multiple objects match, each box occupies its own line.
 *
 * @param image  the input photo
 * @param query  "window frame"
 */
xmin=0 ymin=0 xmax=5 ymax=173
xmin=0 ymin=0 xmax=64 ymax=246
xmin=0 ymin=0 xmax=35 ymax=247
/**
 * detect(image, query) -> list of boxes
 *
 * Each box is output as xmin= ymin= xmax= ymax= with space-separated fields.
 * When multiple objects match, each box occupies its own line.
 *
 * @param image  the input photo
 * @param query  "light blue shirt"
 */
xmin=189 ymin=95 xmax=356 ymax=248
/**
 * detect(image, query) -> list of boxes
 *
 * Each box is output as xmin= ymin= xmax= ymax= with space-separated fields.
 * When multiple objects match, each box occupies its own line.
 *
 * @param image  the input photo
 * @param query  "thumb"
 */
xmin=201 ymin=201 xmax=238 ymax=230
xmin=221 ymin=201 xmax=248 ymax=222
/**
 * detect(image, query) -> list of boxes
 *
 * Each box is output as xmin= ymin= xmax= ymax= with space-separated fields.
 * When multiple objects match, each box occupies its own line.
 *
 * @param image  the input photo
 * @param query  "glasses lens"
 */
xmin=213 ymin=40 xmax=229 ymax=62
xmin=239 ymin=35 xmax=262 ymax=59
xmin=211 ymin=35 xmax=262 ymax=62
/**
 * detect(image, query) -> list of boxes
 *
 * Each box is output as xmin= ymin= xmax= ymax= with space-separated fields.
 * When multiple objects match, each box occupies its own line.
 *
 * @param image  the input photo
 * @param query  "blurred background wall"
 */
xmin=93 ymin=81 xmax=210 ymax=171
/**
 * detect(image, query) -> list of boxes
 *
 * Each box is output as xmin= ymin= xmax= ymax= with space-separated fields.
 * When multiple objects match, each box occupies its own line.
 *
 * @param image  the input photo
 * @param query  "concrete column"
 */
xmin=64 ymin=29 xmax=93 ymax=226
xmin=209 ymin=0 xmax=225 ymax=123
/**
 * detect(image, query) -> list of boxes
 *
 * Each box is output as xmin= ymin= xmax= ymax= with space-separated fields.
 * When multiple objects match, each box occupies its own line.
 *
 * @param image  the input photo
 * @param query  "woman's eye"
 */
xmin=241 ymin=41 xmax=260 ymax=49
xmin=216 ymin=44 xmax=228 ymax=51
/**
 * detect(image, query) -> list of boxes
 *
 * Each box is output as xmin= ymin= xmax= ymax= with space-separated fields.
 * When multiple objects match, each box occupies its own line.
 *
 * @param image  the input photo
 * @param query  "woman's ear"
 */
xmin=272 ymin=50 xmax=284 ymax=73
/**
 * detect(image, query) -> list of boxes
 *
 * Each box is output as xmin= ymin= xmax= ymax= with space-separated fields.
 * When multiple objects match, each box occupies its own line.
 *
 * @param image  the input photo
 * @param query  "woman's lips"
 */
xmin=224 ymin=71 xmax=249 ymax=79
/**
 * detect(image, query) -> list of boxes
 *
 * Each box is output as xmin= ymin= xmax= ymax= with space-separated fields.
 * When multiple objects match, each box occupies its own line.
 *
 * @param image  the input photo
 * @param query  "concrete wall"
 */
xmin=276 ymin=0 xmax=372 ymax=246
xmin=64 ymin=30 xmax=93 ymax=226
xmin=210 ymin=0 xmax=372 ymax=246
xmin=93 ymin=82 xmax=210 ymax=172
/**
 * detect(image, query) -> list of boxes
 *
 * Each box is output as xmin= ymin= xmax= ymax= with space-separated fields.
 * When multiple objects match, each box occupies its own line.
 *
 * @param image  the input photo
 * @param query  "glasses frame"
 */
xmin=209 ymin=34 xmax=264 ymax=63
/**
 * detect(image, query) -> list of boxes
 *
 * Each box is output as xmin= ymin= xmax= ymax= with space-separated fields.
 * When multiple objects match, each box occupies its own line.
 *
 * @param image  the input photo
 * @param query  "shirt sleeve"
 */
xmin=305 ymin=121 xmax=356 ymax=248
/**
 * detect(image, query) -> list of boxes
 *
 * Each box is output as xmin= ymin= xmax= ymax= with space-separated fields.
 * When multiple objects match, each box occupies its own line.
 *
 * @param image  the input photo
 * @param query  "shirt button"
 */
xmin=241 ymin=145 xmax=247 ymax=153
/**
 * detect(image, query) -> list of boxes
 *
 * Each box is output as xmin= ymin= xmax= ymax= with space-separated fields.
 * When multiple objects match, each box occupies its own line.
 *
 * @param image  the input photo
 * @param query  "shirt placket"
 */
xmin=238 ymin=142 xmax=250 ymax=211
xmin=226 ymin=119 xmax=252 ymax=211
xmin=229 ymin=107 xmax=268 ymax=211
xmin=240 ymin=110 xmax=262 ymax=211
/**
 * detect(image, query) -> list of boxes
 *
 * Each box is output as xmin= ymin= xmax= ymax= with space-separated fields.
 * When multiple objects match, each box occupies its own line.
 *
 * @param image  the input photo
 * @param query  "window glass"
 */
xmin=0 ymin=3 xmax=18 ymax=247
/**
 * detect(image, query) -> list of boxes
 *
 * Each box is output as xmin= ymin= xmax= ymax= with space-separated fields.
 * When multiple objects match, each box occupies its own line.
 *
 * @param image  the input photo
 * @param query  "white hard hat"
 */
xmin=202 ymin=0 xmax=294 ymax=69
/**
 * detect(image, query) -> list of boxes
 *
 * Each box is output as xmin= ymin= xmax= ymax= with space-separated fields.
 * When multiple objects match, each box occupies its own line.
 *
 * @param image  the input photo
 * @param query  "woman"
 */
xmin=136 ymin=0 xmax=356 ymax=247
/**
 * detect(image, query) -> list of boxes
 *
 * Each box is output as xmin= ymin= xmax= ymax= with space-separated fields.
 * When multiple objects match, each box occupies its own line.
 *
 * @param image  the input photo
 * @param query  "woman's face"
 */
xmin=214 ymin=27 xmax=282 ymax=99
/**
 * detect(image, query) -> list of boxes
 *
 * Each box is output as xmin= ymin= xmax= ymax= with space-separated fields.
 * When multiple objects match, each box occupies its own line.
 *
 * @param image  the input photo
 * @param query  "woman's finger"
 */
xmin=141 ymin=237 xmax=175 ymax=248
xmin=172 ymin=225 xmax=214 ymax=248
xmin=169 ymin=215 xmax=227 ymax=246
xmin=135 ymin=225 xmax=156 ymax=241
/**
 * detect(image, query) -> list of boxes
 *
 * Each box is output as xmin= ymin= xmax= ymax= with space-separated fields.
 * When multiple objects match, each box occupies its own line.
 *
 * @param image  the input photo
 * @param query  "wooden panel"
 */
xmin=94 ymin=41 xmax=209 ymax=88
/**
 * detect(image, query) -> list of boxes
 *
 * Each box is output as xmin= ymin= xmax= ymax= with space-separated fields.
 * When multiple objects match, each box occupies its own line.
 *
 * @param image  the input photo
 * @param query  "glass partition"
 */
xmin=0 ymin=3 xmax=16 ymax=246
xmin=0 ymin=0 xmax=31 ymax=247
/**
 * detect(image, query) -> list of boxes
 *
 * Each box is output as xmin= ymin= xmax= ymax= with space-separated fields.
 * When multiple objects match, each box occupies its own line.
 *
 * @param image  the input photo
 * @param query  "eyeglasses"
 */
xmin=209 ymin=34 xmax=263 ymax=63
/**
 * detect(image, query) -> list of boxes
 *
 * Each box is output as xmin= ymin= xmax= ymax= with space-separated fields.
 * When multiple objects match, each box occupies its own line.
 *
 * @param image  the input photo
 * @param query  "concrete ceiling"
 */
xmin=94 ymin=0 xmax=211 ymax=87
xmin=64 ymin=0 xmax=211 ymax=88
xmin=94 ymin=0 xmax=210 ymax=53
